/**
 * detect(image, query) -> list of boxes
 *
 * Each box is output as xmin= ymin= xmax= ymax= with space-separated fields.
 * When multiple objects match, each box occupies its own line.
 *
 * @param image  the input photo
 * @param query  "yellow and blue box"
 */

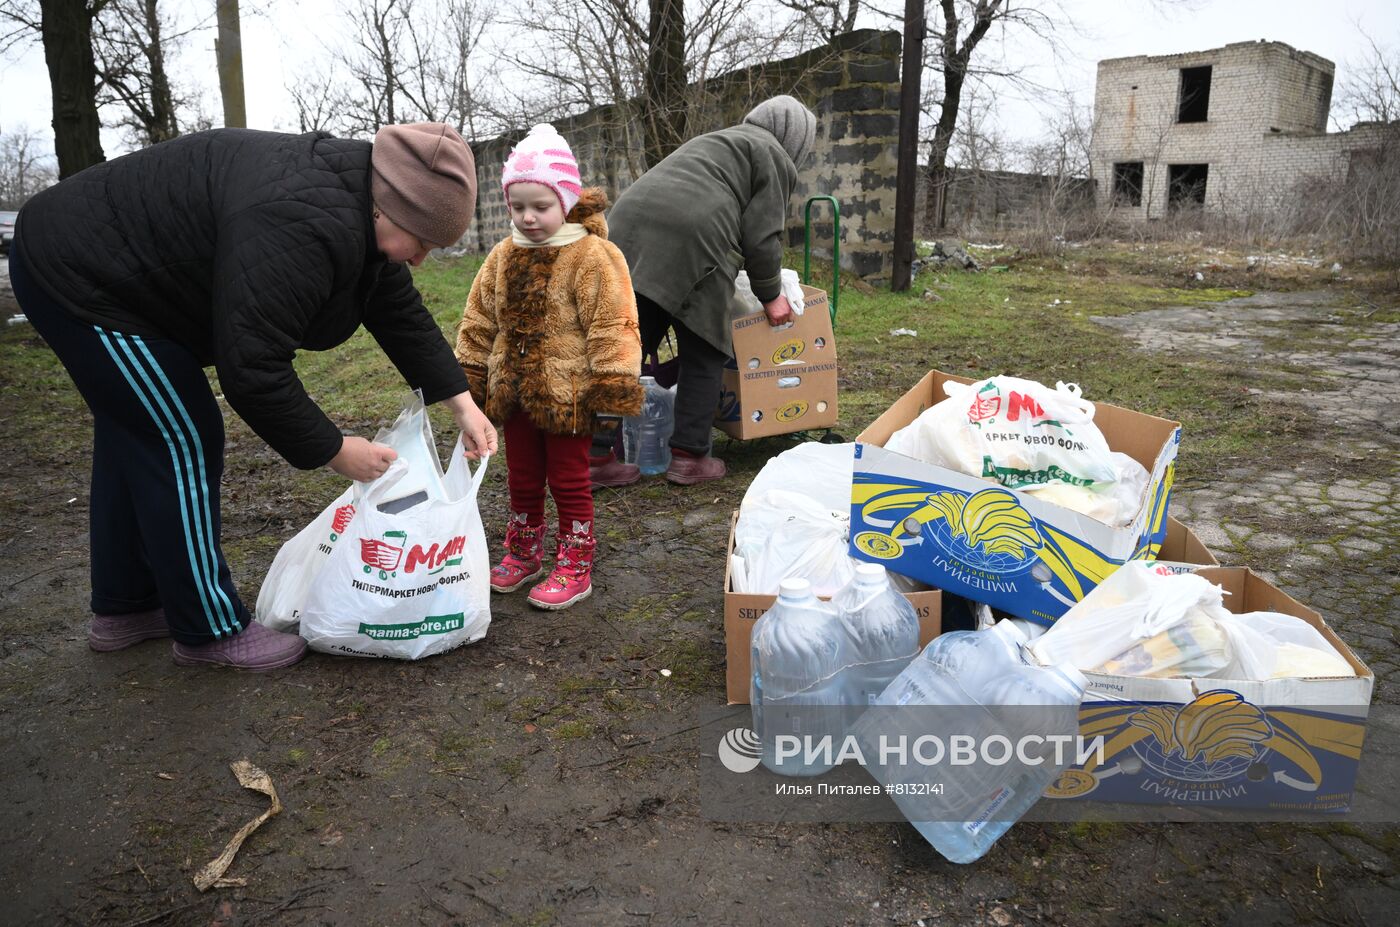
xmin=1039 ymin=567 xmax=1374 ymax=811
xmin=848 ymin=370 xmax=1180 ymax=626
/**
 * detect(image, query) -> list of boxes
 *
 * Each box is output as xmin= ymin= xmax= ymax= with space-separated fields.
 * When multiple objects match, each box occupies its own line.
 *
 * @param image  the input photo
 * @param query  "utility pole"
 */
xmin=215 ymin=0 xmax=247 ymax=128
xmin=891 ymin=0 xmax=924 ymax=291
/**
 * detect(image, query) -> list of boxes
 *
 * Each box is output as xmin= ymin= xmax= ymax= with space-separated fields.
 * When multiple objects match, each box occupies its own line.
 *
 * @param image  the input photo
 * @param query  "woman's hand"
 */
xmin=442 ymin=390 xmax=498 ymax=460
xmin=329 ymin=436 xmax=399 ymax=481
xmin=762 ymin=294 xmax=795 ymax=327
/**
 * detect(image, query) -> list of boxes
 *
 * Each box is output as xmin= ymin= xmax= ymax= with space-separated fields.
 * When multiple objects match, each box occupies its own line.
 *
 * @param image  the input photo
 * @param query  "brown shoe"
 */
xmin=589 ymin=452 xmax=641 ymax=488
xmin=666 ymin=451 xmax=726 ymax=485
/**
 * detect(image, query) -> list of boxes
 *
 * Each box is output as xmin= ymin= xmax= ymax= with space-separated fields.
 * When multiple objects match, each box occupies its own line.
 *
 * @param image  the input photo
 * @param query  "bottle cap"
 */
xmin=778 ymin=578 xmax=811 ymax=599
xmin=854 ymin=563 xmax=886 ymax=587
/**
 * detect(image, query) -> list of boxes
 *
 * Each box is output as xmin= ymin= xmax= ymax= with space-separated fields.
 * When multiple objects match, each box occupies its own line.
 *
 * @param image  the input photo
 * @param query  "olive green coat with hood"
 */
xmin=607 ymin=97 xmax=815 ymax=356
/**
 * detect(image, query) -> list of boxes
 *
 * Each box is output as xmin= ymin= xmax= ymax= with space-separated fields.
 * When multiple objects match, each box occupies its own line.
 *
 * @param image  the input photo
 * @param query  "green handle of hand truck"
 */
xmin=802 ymin=195 xmax=839 ymax=324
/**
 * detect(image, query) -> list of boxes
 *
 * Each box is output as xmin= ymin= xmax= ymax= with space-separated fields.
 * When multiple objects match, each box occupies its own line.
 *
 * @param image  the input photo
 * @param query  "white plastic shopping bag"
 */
xmin=1029 ymin=562 xmax=1234 ymax=677
xmin=255 ymin=393 xmax=448 ymax=632
xmin=1030 ymin=564 xmax=1358 ymax=681
xmin=255 ymin=484 xmax=356 ymax=632
xmin=732 ymin=268 xmax=808 ymax=318
xmin=1217 ymin=612 xmax=1355 ymax=679
xmin=736 ymin=490 xmax=855 ymax=595
xmin=734 ymin=442 xmax=926 ymax=594
xmin=735 ymin=443 xmax=855 ymax=595
xmin=1020 ymin=451 xmax=1149 ymax=528
xmin=298 ymin=440 xmax=492 ymax=659
xmin=885 ymin=375 xmax=1119 ymax=493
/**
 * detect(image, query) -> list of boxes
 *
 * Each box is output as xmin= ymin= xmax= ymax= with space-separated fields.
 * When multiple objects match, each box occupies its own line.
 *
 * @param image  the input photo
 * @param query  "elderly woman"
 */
xmin=9 ymin=123 xmax=497 ymax=671
xmin=591 ymin=95 xmax=816 ymax=487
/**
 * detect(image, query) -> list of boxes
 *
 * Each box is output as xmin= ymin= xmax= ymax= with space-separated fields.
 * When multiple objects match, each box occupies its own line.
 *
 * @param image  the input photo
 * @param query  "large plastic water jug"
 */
xmin=623 ymin=376 xmax=674 ymax=475
xmin=834 ymin=564 xmax=920 ymax=706
xmin=750 ymin=578 xmax=851 ymax=776
xmin=860 ymin=621 xmax=1088 ymax=863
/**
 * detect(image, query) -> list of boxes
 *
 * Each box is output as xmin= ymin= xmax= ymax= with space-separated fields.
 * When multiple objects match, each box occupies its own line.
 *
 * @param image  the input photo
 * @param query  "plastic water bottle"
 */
xmin=860 ymin=621 xmax=1087 ymax=863
xmin=861 ymin=621 xmax=1030 ymax=803
xmin=910 ymin=662 xmax=1087 ymax=864
xmin=892 ymin=619 xmax=1030 ymax=704
xmin=623 ymin=376 xmax=674 ymax=475
xmin=834 ymin=564 xmax=920 ymax=706
xmin=751 ymin=578 xmax=851 ymax=776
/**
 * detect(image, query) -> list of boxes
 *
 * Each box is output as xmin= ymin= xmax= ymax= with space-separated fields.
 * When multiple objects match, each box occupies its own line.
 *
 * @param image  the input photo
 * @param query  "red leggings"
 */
xmin=504 ymin=411 xmax=594 ymax=532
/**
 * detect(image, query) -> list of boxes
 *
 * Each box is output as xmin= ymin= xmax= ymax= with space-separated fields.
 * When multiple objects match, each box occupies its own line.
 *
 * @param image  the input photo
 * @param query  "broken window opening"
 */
xmin=1112 ymin=161 xmax=1144 ymax=207
xmin=1178 ymin=66 xmax=1212 ymax=123
xmin=1167 ymin=163 xmax=1209 ymax=210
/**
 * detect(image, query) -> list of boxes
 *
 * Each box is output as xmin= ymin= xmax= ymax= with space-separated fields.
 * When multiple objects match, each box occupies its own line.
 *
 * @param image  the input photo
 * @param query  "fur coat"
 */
xmin=456 ymin=187 xmax=643 ymax=435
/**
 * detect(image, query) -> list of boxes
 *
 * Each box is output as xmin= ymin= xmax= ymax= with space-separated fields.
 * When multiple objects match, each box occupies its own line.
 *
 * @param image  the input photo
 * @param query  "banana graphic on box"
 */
xmin=899 ymin=488 xmax=1042 ymax=556
xmin=852 ymin=474 xmax=1170 ymax=611
xmin=1128 ymin=692 xmax=1272 ymax=766
xmin=856 ymin=487 xmax=1041 ymax=559
xmin=1059 ymin=691 xmax=1336 ymax=796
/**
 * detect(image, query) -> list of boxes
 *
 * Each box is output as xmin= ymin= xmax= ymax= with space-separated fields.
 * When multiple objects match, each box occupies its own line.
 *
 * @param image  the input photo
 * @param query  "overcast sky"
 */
xmin=1 ymin=0 xmax=1396 ymax=162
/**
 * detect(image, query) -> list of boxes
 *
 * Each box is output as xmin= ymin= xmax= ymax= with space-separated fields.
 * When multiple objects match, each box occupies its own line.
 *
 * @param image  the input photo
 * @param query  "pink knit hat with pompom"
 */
xmin=501 ymin=123 xmax=582 ymax=214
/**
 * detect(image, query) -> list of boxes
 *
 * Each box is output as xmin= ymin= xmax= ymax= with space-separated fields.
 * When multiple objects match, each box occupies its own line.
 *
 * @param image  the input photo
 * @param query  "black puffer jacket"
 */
xmin=16 ymin=129 xmax=469 ymax=469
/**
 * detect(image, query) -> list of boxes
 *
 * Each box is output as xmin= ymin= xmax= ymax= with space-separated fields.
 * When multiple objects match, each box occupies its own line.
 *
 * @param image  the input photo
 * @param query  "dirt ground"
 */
xmin=1 ymin=255 xmax=1397 ymax=926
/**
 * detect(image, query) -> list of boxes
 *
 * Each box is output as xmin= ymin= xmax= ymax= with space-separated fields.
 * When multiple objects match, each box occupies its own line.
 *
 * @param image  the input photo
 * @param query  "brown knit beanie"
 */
xmin=371 ymin=122 xmax=477 ymax=247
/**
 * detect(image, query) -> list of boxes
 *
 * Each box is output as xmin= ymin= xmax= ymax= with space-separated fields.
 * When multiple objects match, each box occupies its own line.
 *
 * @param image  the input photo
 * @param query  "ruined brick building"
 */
xmin=1090 ymin=40 xmax=1395 ymax=219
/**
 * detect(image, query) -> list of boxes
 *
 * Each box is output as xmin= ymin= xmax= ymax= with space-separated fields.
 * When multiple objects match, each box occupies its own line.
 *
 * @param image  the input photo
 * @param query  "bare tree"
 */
xmin=0 ymin=0 xmax=109 ymax=177
xmin=491 ymin=0 xmax=645 ymax=121
xmin=93 ymin=0 xmax=193 ymax=147
xmin=489 ymin=0 xmax=811 ymax=166
xmin=1019 ymin=90 xmax=1091 ymax=179
xmin=0 ymin=125 xmax=58 ymax=206
xmin=441 ymin=0 xmax=493 ymax=138
xmin=329 ymin=0 xmax=494 ymax=137
xmin=339 ymin=0 xmax=408 ymax=133
xmin=774 ymin=0 xmax=860 ymax=44
xmin=1337 ymin=33 xmax=1400 ymax=127
xmin=290 ymin=75 xmax=347 ymax=135
xmin=645 ymin=0 xmax=686 ymax=165
xmin=915 ymin=1 xmax=1064 ymax=230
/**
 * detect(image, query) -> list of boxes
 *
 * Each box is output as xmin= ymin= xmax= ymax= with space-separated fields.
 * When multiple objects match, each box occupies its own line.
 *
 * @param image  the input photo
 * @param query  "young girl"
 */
xmin=456 ymin=124 xmax=642 ymax=610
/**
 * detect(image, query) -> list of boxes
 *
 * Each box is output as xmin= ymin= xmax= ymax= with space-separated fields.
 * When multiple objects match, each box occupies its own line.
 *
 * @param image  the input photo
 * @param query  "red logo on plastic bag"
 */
xmin=360 ymin=536 xmax=405 ymax=571
xmin=968 ymin=384 xmax=1001 ymax=422
xmin=332 ymin=504 xmax=356 ymax=535
xmin=404 ymin=536 xmax=468 ymax=574
xmin=358 ymin=530 xmax=467 ymax=577
xmin=1005 ymin=391 xmax=1046 ymax=422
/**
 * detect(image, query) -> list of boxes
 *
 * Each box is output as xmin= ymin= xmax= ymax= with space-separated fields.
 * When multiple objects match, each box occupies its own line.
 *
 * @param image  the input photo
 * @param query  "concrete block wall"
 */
xmin=917 ymin=168 xmax=1096 ymax=234
xmin=1088 ymin=40 xmax=1341 ymax=220
xmin=467 ymin=30 xmax=902 ymax=281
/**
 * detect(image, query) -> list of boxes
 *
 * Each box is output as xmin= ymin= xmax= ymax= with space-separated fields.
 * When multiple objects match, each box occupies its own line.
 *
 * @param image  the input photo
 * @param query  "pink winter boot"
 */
xmin=491 ymin=514 xmax=548 ymax=593
xmin=527 ymin=522 xmax=596 ymax=611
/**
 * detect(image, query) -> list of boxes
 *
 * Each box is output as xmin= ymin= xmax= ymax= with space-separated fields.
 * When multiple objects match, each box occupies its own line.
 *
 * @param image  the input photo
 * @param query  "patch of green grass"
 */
xmin=613 ymin=593 xmax=684 ymax=624
xmin=287 ymin=747 xmax=309 ymax=764
xmin=556 ymin=674 xmax=604 ymax=696
xmin=654 ymin=638 xmax=723 ymax=695
xmin=435 ymin=730 xmax=492 ymax=759
xmin=602 ymin=689 xmax=647 ymax=715
xmin=549 ymin=720 xmax=595 ymax=740
xmin=783 ymin=248 xmax=1341 ymax=482
xmin=371 ymin=737 xmax=393 ymax=757
xmin=1068 ymin=821 xmax=1125 ymax=841
xmin=497 ymin=757 xmax=525 ymax=777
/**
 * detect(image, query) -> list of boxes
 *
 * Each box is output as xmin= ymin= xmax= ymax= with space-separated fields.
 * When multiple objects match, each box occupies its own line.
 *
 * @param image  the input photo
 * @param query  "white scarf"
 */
xmin=511 ymin=222 xmax=588 ymax=248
